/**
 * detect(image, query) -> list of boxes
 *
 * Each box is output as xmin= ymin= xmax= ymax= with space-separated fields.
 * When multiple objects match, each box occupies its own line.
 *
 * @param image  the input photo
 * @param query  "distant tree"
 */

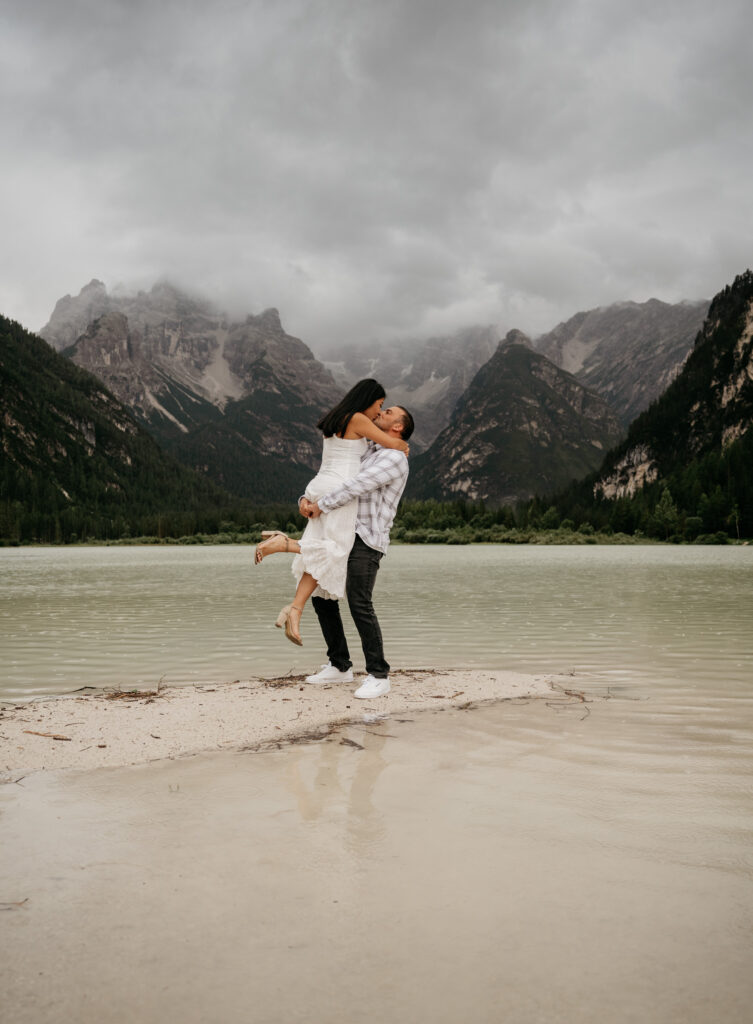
xmin=539 ymin=506 xmax=560 ymax=530
xmin=653 ymin=486 xmax=679 ymax=539
xmin=727 ymin=503 xmax=741 ymax=540
xmin=698 ymin=486 xmax=730 ymax=533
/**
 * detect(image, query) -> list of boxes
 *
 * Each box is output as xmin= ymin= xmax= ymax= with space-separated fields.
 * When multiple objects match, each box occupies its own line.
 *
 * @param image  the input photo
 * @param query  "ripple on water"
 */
xmin=1 ymin=543 xmax=751 ymax=699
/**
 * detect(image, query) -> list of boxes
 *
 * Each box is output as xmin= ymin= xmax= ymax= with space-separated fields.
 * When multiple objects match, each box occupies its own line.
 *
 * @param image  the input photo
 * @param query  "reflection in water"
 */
xmin=285 ymin=727 xmax=388 ymax=853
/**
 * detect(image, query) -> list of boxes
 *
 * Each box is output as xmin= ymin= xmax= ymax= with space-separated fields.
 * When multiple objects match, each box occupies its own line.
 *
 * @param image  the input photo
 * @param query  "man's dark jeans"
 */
xmin=311 ymin=534 xmax=389 ymax=678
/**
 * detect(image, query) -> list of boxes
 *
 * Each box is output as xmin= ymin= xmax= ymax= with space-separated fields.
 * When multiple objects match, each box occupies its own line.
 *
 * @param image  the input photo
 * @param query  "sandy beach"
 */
xmin=3 ymin=665 xmax=752 ymax=1024
xmin=1 ymin=668 xmax=560 ymax=779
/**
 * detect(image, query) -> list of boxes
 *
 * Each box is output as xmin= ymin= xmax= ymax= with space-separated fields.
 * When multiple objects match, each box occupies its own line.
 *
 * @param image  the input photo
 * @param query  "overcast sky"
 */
xmin=1 ymin=0 xmax=751 ymax=352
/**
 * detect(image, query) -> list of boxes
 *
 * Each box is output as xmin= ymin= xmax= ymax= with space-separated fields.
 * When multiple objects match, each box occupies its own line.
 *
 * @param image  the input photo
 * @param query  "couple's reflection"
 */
xmin=285 ymin=724 xmax=389 ymax=852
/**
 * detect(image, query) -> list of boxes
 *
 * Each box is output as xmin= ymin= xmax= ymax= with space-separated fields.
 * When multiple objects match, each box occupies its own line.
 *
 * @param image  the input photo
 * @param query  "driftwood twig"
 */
xmin=0 ymin=898 xmax=29 ymax=911
xmin=23 ymin=730 xmax=71 ymax=741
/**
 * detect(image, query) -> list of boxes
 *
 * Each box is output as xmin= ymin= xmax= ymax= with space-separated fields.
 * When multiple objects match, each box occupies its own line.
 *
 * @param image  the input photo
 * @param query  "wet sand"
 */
xmin=2 ymin=685 xmax=751 ymax=1024
xmin=0 ymin=668 xmax=557 ymax=778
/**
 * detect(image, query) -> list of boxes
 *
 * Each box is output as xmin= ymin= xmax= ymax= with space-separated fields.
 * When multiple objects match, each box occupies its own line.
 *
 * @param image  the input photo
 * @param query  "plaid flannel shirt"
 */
xmin=317 ymin=441 xmax=409 ymax=554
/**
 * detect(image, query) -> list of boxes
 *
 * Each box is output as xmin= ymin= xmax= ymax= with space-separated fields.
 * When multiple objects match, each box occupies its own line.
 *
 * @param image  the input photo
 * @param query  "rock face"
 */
xmin=41 ymin=279 xmax=111 ymax=352
xmin=40 ymin=281 xmax=341 ymax=498
xmin=322 ymin=298 xmax=706 ymax=452
xmin=408 ymin=334 xmax=623 ymax=506
xmin=322 ymin=325 xmax=500 ymax=452
xmin=594 ymin=444 xmax=658 ymax=500
xmin=535 ymin=298 xmax=707 ymax=427
xmin=38 ymin=281 xmax=717 ymax=506
xmin=593 ymin=271 xmax=753 ymax=500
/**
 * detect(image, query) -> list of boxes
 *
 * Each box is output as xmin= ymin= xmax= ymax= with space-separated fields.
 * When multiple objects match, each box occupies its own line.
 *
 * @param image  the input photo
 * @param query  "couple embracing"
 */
xmin=254 ymin=379 xmax=414 ymax=700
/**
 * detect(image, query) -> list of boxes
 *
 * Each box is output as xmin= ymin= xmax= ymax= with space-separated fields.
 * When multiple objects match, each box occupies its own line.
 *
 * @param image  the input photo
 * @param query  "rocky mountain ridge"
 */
xmin=534 ymin=297 xmax=707 ymax=426
xmin=40 ymin=281 xmax=340 ymax=497
xmin=321 ymin=325 xmax=501 ymax=451
xmin=593 ymin=272 xmax=753 ymax=503
xmin=37 ymin=279 xmax=711 ymax=506
xmin=408 ymin=333 xmax=623 ymax=505
xmin=43 ymin=280 xmax=338 ymax=424
xmin=320 ymin=298 xmax=706 ymax=444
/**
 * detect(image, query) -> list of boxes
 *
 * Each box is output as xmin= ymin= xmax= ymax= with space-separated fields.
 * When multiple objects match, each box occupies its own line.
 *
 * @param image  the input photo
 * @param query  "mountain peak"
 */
xmin=81 ymin=279 xmax=107 ymax=295
xmin=500 ymin=328 xmax=532 ymax=350
xmin=408 ymin=344 xmax=622 ymax=506
xmin=246 ymin=307 xmax=283 ymax=333
xmin=40 ymin=280 xmax=111 ymax=352
xmin=36 ymin=279 xmax=341 ymax=498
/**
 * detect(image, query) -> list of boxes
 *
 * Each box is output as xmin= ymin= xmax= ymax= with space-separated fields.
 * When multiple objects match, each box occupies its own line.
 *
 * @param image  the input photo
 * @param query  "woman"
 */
xmin=254 ymin=379 xmax=409 ymax=645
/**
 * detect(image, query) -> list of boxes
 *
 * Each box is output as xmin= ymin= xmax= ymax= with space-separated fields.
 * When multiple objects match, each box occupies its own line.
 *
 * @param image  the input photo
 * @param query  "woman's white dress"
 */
xmin=291 ymin=436 xmax=367 ymax=600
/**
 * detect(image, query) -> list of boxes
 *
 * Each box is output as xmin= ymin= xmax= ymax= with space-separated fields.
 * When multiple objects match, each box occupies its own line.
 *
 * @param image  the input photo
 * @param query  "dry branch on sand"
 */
xmin=22 ymin=730 xmax=72 ymax=741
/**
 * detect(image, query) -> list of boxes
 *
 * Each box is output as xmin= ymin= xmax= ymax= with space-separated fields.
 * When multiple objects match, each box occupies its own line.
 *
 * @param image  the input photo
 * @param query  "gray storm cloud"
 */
xmin=1 ymin=0 xmax=751 ymax=349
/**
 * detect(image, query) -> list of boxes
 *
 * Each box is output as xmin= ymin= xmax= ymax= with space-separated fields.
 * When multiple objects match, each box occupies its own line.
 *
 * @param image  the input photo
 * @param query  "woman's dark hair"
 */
xmin=317 ymin=379 xmax=386 ymax=437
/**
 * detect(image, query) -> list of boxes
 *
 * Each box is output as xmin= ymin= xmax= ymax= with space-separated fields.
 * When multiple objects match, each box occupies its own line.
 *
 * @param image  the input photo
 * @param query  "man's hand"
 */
xmin=299 ymin=498 xmax=322 ymax=519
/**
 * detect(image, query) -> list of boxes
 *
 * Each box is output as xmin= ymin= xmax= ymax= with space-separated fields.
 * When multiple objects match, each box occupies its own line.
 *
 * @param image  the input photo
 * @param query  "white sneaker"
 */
xmin=305 ymin=662 xmax=354 ymax=685
xmin=353 ymin=674 xmax=391 ymax=699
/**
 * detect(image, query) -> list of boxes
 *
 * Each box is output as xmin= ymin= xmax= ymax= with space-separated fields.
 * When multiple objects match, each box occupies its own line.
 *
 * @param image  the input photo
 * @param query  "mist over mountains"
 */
xmin=320 ymin=299 xmax=707 ymax=448
xmin=40 ymin=281 xmax=339 ymax=499
xmin=321 ymin=326 xmax=499 ymax=452
xmin=2 ymin=266 xmax=751 ymax=542
xmin=31 ymin=277 xmax=713 ymax=509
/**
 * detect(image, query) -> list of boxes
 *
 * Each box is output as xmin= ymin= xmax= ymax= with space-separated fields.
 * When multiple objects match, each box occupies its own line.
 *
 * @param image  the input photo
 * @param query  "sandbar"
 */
xmin=1 ymin=668 xmax=560 ymax=778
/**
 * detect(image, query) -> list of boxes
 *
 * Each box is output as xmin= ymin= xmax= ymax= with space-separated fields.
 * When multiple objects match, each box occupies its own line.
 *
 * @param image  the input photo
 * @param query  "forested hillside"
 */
xmin=532 ymin=272 xmax=753 ymax=539
xmin=0 ymin=316 xmax=254 ymax=541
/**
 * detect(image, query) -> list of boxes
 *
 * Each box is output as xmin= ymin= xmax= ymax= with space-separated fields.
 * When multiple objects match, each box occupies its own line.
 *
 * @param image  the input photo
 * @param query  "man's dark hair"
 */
xmin=317 ymin=378 xmax=386 ymax=437
xmin=395 ymin=407 xmax=415 ymax=441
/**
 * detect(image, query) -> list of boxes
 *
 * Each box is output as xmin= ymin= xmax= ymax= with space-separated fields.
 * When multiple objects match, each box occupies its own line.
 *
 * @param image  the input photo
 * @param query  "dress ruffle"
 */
xmin=292 ymin=534 xmax=352 ymax=600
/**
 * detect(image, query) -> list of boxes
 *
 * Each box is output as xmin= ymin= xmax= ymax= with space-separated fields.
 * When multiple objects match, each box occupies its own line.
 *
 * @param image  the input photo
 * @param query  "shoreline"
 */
xmin=6 ymin=535 xmax=746 ymax=547
xmin=1 ymin=668 xmax=562 ymax=779
xmin=2 ymin=535 xmax=746 ymax=551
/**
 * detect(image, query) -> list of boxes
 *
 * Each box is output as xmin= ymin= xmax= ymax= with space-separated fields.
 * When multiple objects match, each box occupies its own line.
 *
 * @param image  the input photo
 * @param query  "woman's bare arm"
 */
xmin=344 ymin=412 xmax=409 ymax=452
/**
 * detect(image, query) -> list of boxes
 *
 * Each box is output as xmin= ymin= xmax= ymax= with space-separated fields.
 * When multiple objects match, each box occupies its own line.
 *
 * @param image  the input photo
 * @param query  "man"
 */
xmin=299 ymin=404 xmax=414 ymax=699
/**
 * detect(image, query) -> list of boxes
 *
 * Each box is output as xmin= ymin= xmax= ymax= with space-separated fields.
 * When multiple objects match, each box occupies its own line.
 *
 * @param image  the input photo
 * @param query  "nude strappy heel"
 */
xmin=254 ymin=531 xmax=290 ymax=564
xmin=275 ymin=604 xmax=304 ymax=646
